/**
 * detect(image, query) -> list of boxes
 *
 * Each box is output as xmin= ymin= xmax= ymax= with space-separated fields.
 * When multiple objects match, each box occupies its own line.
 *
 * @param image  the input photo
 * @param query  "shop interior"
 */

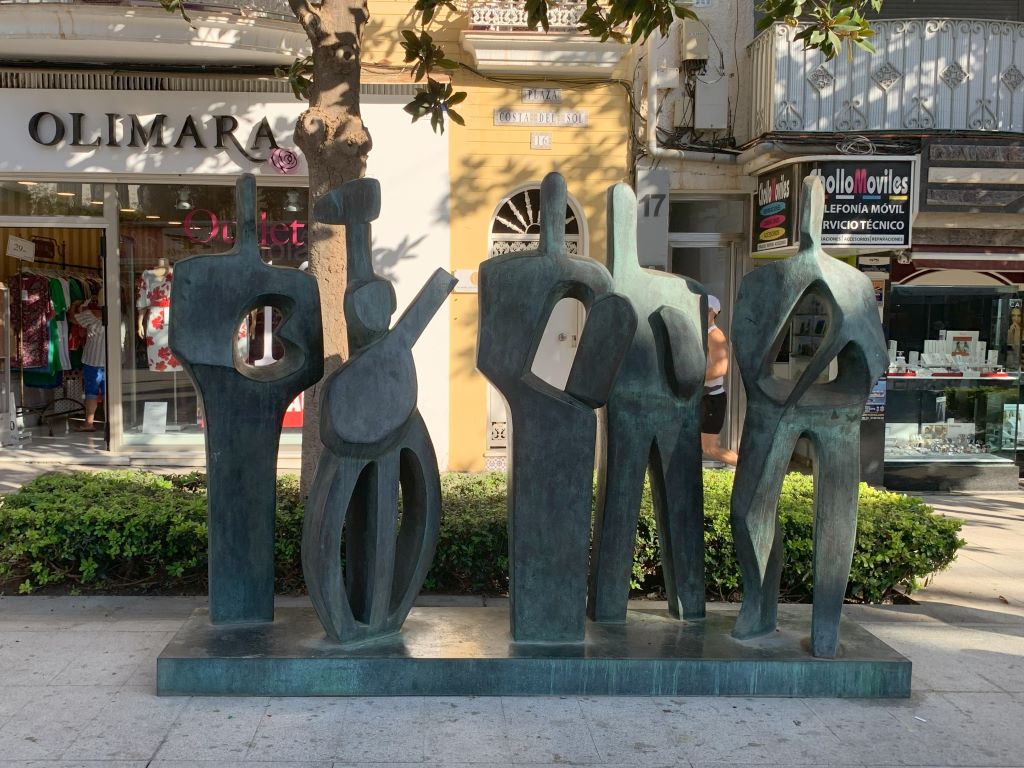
xmin=1 ymin=219 xmax=107 ymax=450
xmin=884 ymin=285 xmax=1021 ymax=467
xmin=1 ymin=180 xmax=308 ymax=453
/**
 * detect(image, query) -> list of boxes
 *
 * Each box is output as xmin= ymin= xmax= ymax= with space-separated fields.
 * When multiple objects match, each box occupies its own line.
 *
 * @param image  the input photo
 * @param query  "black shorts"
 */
xmin=701 ymin=391 xmax=727 ymax=435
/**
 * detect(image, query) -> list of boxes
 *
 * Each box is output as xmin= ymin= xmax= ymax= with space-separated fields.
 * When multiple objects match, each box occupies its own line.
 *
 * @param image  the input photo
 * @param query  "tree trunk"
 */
xmin=292 ymin=0 xmax=373 ymax=494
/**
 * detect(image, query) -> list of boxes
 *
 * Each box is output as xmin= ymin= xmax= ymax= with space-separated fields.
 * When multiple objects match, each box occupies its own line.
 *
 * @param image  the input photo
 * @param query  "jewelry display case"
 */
xmin=884 ymin=285 xmax=1020 ymax=490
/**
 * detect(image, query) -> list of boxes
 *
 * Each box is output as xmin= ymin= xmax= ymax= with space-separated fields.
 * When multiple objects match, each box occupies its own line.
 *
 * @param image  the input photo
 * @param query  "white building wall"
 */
xmin=0 ymin=86 xmax=453 ymax=467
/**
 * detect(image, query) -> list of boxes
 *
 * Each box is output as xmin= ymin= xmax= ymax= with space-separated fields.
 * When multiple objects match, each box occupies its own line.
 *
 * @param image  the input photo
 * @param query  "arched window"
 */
xmin=488 ymin=185 xmax=586 ymax=258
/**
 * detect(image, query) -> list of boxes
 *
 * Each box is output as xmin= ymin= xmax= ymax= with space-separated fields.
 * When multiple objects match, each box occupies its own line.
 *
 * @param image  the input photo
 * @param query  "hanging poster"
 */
xmin=752 ymin=166 xmax=797 ymax=253
xmin=805 ymin=160 xmax=913 ymax=248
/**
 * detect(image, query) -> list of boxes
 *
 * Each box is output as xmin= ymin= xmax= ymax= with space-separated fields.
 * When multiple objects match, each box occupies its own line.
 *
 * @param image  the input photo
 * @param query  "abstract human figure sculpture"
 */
xmin=589 ymin=183 xmax=707 ymax=624
xmin=477 ymin=172 xmax=637 ymax=644
xmin=730 ymin=175 xmax=888 ymax=657
xmin=303 ymin=177 xmax=456 ymax=646
xmin=169 ymin=174 xmax=324 ymax=624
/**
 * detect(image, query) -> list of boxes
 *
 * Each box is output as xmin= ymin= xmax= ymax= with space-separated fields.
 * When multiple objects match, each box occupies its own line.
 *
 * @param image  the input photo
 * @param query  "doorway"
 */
xmin=1 ymin=226 xmax=109 ymax=450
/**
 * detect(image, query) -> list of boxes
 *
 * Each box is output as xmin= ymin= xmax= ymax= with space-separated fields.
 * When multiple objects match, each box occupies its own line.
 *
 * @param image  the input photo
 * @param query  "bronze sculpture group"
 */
xmin=169 ymin=170 xmax=886 ymax=660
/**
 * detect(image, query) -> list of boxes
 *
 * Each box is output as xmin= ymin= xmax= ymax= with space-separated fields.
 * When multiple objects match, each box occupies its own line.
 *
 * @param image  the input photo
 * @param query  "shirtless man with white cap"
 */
xmin=701 ymin=295 xmax=738 ymax=466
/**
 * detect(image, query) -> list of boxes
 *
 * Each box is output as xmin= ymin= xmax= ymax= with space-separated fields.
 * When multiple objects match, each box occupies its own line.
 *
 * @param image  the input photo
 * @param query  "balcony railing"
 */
xmin=750 ymin=19 xmax=1024 ymax=136
xmin=468 ymin=0 xmax=585 ymax=32
xmin=0 ymin=0 xmax=295 ymax=20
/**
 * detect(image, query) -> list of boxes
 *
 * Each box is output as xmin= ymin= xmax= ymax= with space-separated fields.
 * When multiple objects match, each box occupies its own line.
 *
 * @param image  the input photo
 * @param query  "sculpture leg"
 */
xmin=809 ymin=420 xmax=861 ymax=658
xmin=654 ymin=406 xmax=706 ymax=620
xmin=731 ymin=410 xmax=797 ymax=640
xmin=588 ymin=406 xmax=649 ymax=623
xmin=508 ymin=400 xmax=596 ymax=643
xmin=302 ymin=452 xmax=366 ymax=642
xmin=344 ymin=453 xmax=401 ymax=631
xmin=388 ymin=412 xmax=443 ymax=631
xmin=197 ymin=367 xmax=291 ymax=624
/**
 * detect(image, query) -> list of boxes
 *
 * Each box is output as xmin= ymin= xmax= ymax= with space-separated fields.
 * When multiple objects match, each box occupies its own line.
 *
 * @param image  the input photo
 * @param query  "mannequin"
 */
xmin=136 ymin=256 xmax=182 ymax=372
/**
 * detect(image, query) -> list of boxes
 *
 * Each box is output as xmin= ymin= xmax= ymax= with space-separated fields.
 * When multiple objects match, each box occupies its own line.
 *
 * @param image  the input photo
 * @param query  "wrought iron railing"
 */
xmin=468 ymin=0 xmax=585 ymax=32
xmin=750 ymin=19 xmax=1024 ymax=136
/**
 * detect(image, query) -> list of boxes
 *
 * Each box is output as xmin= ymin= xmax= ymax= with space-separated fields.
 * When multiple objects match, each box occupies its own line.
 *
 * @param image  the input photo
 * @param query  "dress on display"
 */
xmin=137 ymin=268 xmax=183 ymax=373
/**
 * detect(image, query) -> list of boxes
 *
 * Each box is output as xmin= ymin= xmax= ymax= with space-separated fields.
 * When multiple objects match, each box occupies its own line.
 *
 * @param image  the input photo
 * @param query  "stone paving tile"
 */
xmin=685 ymin=698 xmax=847 ymax=765
xmin=49 ymin=632 xmax=171 ymax=688
xmin=862 ymin=624 xmax=1022 ymax=693
xmin=60 ymin=686 xmax=189 ymax=761
xmin=805 ymin=691 xmax=1024 ymax=767
xmin=0 ymin=686 xmax=111 ymax=760
xmin=0 ymin=631 xmax=85 ymax=685
xmin=122 ymin=631 xmax=178 ymax=690
xmin=0 ymin=762 xmax=147 ymax=768
xmin=334 ymin=764 xmax=684 ymax=768
xmin=246 ymin=698 xmax=351 ymax=762
xmin=420 ymin=697 xmax=510 ymax=764
xmin=927 ymin=691 xmax=1024 ymax=766
xmin=152 ymin=762 xmax=330 ymax=768
xmin=500 ymin=697 xmax=602 ymax=765
xmin=0 ymin=688 xmax=44 ymax=729
xmin=152 ymin=697 xmax=269 ymax=762
xmin=580 ymin=697 xmax=715 ymax=764
xmin=321 ymin=698 xmax=426 ymax=764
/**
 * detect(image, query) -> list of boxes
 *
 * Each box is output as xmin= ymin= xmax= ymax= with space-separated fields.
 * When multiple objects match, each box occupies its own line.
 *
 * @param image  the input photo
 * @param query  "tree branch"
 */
xmin=288 ymin=0 xmax=321 ymax=34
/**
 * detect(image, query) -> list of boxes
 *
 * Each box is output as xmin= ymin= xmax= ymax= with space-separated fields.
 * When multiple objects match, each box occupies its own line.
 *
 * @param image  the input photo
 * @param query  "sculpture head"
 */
xmin=797 ymin=174 xmax=826 ymax=257
xmin=168 ymin=174 xmax=323 ymax=389
xmin=314 ymin=178 xmax=397 ymax=351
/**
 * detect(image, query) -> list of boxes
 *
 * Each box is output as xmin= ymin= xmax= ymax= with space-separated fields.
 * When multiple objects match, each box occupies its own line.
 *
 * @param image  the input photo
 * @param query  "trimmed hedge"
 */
xmin=0 ymin=469 xmax=963 ymax=602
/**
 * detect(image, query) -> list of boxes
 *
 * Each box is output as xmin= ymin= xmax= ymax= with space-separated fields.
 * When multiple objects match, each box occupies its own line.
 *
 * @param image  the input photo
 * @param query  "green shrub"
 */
xmin=0 ymin=468 xmax=963 ymax=603
xmin=0 ymin=471 xmax=207 ymax=593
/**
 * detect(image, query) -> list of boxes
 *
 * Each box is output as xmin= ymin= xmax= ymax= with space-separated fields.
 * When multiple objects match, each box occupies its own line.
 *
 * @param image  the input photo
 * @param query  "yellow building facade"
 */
xmin=365 ymin=3 xmax=636 ymax=471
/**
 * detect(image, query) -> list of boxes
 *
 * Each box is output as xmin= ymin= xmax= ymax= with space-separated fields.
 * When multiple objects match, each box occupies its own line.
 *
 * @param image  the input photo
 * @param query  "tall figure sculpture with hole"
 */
xmin=730 ymin=175 xmax=888 ymax=658
xmin=169 ymin=174 xmax=324 ymax=625
xmin=477 ymin=172 xmax=637 ymax=644
xmin=588 ymin=182 xmax=708 ymax=626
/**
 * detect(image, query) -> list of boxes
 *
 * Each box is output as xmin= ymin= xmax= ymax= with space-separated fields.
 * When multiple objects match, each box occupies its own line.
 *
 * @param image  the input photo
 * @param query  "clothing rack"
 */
xmin=12 ymin=245 xmax=104 ymax=436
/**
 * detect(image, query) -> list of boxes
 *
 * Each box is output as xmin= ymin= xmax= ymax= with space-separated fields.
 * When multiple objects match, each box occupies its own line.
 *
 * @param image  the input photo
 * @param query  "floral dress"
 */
xmin=137 ymin=268 xmax=183 ymax=373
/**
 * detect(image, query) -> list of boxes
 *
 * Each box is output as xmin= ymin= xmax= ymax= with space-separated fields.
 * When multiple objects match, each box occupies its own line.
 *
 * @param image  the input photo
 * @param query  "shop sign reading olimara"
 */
xmin=27 ymin=111 xmax=285 ymax=164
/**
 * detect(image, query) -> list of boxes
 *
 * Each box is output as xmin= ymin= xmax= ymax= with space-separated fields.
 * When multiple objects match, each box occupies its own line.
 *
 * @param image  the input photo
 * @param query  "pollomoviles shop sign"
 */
xmin=752 ymin=166 xmax=797 ymax=253
xmin=805 ymin=160 xmax=913 ymax=248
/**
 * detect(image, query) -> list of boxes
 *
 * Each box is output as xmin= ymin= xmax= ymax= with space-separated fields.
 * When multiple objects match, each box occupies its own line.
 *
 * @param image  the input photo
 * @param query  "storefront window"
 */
xmin=669 ymin=199 xmax=745 ymax=235
xmin=0 ymin=181 xmax=104 ymax=217
xmin=118 ymin=183 xmax=308 ymax=445
xmin=884 ymin=286 xmax=1021 ymax=466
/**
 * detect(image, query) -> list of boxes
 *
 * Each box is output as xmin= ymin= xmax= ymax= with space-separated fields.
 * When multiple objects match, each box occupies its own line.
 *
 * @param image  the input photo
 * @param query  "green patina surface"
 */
xmin=157 ymin=605 xmax=910 ymax=697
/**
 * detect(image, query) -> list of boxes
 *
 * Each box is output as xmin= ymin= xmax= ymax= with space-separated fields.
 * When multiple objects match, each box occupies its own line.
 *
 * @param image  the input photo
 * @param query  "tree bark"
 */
xmin=292 ymin=0 xmax=373 ymax=493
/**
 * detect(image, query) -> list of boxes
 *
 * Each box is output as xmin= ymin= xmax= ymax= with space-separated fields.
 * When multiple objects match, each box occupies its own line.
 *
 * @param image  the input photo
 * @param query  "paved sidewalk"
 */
xmin=0 ymin=491 xmax=1021 ymax=767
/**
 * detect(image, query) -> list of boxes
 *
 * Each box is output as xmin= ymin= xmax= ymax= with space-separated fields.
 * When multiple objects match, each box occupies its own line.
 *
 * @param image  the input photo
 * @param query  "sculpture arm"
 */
xmin=657 ymin=305 xmax=706 ymax=398
xmin=390 ymin=269 xmax=458 ymax=350
xmin=563 ymin=293 xmax=637 ymax=408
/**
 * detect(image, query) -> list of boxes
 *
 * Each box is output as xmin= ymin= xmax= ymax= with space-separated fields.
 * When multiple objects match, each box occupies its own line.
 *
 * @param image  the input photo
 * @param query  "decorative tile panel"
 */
xmin=807 ymin=64 xmax=835 ymax=92
xmin=1002 ymin=64 xmax=1024 ymax=92
xmin=941 ymin=62 xmax=968 ymax=90
xmin=871 ymin=61 xmax=903 ymax=91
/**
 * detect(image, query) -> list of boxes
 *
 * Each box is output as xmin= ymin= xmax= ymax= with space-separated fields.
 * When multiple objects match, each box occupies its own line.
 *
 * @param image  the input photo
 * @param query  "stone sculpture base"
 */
xmin=157 ymin=605 xmax=910 ymax=698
